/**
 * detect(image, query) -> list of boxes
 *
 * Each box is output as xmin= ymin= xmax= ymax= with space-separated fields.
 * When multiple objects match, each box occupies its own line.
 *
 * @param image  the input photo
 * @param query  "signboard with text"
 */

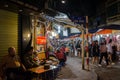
xmin=37 ymin=36 xmax=46 ymax=45
xmin=70 ymin=16 xmax=86 ymax=25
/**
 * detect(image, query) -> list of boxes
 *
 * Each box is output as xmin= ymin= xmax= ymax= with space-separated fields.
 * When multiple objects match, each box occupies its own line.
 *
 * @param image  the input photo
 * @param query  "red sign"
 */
xmin=37 ymin=36 xmax=46 ymax=44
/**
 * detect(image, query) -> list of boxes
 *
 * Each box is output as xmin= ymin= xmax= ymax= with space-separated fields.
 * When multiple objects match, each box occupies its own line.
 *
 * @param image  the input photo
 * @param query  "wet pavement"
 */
xmin=56 ymin=56 xmax=97 ymax=80
xmin=56 ymin=55 xmax=120 ymax=80
xmin=94 ymin=61 xmax=120 ymax=80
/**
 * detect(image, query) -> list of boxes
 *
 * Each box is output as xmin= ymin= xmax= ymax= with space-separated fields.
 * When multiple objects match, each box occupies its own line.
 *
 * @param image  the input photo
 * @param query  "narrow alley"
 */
xmin=56 ymin=56 xmax=97 ymax=80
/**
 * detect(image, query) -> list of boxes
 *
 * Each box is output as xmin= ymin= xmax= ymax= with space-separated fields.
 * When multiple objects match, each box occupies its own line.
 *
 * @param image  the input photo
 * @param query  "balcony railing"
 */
xmin=107 ymin=14 xmax=120 ymax=22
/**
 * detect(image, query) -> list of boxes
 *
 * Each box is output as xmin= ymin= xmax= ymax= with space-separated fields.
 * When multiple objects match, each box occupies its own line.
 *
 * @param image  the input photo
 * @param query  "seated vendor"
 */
xmin=23 ymin=47 xmax=39 ymax=68
xmin=0 ymin=47 xmax=26 ymax=80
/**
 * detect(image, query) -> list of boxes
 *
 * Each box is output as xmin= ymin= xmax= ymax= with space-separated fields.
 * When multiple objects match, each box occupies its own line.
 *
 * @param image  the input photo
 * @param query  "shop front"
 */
xmin=91 ymin=29 xmax=120 ymax=52
xmin=31 ymin=18 xmax=47 ymax=59
xmin=0 ymin=0 xmax=43 ymax=60
xmin=0 ymin=9 xmax=19 ymax=60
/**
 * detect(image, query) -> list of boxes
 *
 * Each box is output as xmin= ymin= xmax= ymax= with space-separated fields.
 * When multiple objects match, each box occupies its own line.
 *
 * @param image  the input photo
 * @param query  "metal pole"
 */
xmin=34 ymin=16 xmax=37 ymax=51
xmin=86 ymin=16 xmax=89 ymax=70
xmin=81 ymin=24 xmax=85 ymax=70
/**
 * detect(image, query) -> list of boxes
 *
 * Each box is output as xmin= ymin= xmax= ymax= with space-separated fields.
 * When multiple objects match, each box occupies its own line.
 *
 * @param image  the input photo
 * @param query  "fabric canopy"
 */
xmin=89 ymin=24 xmax=120 ymax=33
xmin=96 ymin=29 xmax=112 ymax=34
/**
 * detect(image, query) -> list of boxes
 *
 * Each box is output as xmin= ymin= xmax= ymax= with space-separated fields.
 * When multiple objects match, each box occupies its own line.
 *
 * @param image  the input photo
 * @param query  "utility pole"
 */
xmin=86 ymin=16 xmax=89 ymax=70
xmin=81 ymin=24 xmax=85 ymax=70
xmin=76 ymin=24 xmax=85 ymax=70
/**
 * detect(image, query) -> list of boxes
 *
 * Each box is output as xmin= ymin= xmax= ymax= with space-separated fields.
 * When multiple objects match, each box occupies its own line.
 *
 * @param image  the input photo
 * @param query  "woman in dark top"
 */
xmin=92 ymin=40 xmax=100 ymax=65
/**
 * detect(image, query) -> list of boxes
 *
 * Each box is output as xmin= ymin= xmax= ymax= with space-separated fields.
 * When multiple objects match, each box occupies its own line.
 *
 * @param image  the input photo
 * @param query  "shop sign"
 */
xmin=70 ymin=16 xmax=86 ymax=25
xmin=37 ymin=36 xmax=46 ymax=44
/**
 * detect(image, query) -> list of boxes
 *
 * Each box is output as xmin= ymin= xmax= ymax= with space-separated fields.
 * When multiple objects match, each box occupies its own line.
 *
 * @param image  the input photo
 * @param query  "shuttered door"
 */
xmin=0 ymin=9 xmax=18 ymax=60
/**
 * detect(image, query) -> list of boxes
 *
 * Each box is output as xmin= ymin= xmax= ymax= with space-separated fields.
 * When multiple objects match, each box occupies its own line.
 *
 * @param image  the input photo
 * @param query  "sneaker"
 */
xmin=103 ymin=60 xmax=106 ymax=64
xmin=111 ymin=62 xmax=115 ymax=65
xmin=98 ymin=64 xmax=102 ymax=67
xmin=107 ymin=65 xmax=111 ymax=68
xmin=93 ymin=64 xmax=97 ymax=67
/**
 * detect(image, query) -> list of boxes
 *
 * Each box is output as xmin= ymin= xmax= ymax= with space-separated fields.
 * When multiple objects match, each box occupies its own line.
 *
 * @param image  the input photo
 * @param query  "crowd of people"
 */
xmin=47 ymin=37 xmax=119 ymax=68
xmin=0 ymin=46 xmax=58 ymax=80
xmin=0 ymin=45 xmax=69 ymax=80
xmin=0 ymin=38 xmax=119 ymax=80
xmin=89 ymin=39 xmax=119 ymax=67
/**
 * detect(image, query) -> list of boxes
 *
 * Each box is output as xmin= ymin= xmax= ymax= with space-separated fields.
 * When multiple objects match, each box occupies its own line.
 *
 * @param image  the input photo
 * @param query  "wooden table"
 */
xmin=28 ymin=65 xmax=58 ymax=80
xmin=28 ymin=66 xmax=46 ymax=74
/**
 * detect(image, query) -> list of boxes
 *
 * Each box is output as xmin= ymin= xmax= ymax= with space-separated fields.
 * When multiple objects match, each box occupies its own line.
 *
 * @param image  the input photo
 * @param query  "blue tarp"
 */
xmin=89 ymin=24 xmax=120 ymax=33
xmin=88 ymin=28 xmax=99 ymax=33
xmin=101 ymin=24 xmax=120 ymax=30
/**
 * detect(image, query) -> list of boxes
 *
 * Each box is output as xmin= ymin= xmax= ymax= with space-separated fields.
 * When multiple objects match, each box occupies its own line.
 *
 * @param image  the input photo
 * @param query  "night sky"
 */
xmin=51 ymin=0 xmax=100 ymax=16
xmin=18 ymin=0 xmax=105 ymax=16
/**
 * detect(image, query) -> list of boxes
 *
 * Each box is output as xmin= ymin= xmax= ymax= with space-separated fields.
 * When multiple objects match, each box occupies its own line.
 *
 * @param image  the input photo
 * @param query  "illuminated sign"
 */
xmin=70 ymin=16 xmax=86 ymax=24
xmin=37 ymin=36 xmax=46 ymax=44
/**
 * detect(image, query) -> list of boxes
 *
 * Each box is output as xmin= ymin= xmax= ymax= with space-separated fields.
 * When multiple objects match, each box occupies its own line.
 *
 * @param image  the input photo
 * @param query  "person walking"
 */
xmin=98 ymin=41 xmax=109 ymax=67
xmin=76 ymin=40 xmax=81 ymax=57
xmin=92 ymin=40 xmax=100 ymax=65
xmin=107 ymin=39 xmax=114 ymax=64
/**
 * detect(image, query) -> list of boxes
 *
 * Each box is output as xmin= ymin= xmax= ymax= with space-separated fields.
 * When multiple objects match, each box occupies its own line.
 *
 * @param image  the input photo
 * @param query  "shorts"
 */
xmin=92 ymin=52 xmax=99 ymax=57
xmin=107 ymin=51 xmax=113 ymax=54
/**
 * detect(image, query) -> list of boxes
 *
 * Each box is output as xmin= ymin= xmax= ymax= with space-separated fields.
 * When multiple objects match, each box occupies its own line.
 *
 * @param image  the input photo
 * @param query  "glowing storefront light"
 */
xmin=58 ymin=25 xmax=61 ymax=33
xmin=117 ymin=35 xmax=120 ymax=40
xmin=51 ymin=31 xmax=57 ymax=37
xmin=37 ymin=36 xmax=46 ymax=44
xmin=27 ymin=33 xmax=30 ymax=38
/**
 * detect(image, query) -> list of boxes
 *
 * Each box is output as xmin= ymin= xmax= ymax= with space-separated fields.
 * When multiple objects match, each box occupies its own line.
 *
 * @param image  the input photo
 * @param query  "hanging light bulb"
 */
xmin=61 ymin=0 xmax=66 ymax=4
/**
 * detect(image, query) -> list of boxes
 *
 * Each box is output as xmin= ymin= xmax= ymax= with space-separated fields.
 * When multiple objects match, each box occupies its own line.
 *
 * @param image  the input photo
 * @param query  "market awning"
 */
xmin=100 ymin=24 xmax=120 ymax=30
xmin=96 ymin=29 xmax=112 ymax=34
xmin=112 ymin=30 xmax=120 ymax=34
xmin=89 ymin=24 xmax=120 ymax=33
xmin=89 ymin=28 xmax=99 ymax=33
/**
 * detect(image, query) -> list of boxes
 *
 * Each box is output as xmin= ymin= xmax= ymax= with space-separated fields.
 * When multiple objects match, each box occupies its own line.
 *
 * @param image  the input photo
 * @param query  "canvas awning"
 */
xmin=96 ymin=29 xmax=112 ymax=34
xmin=89 ymin=24 xmax=120 ymax=33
